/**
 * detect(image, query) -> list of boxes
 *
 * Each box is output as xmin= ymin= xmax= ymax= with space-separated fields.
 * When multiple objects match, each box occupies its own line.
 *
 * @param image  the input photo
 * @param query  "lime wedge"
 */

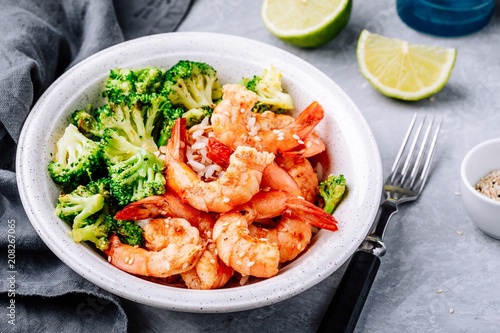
xmin=356 ymin=30 xmax=457 ymax=101
xmin=261 ymin=0 xmax=352 ymax=48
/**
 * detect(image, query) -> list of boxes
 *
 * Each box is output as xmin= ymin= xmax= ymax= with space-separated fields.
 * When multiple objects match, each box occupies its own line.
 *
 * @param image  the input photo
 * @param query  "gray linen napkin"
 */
xmin=0 ymin=0 xmax=192 ymax=331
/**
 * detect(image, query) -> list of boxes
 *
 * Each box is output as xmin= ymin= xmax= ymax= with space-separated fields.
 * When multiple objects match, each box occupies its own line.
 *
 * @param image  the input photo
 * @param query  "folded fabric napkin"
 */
xmin=0 ymin=0 xmax=192 ymax=331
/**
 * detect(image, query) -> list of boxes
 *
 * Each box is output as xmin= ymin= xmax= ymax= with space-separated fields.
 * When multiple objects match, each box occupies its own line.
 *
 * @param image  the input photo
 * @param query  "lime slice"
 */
xmin=356 ymin=30 xmax=457 ymax=101
xmin=261 ymin=0 xmax=352 ymax=48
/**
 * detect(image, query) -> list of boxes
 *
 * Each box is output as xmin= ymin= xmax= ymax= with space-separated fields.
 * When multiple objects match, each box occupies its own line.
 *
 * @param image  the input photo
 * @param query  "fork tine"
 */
xmin=418 ymin=118 xmax=442 ymax=189
xmin=389 ymin=113 xmax=418 ymax=183
xmin=409 ymin=117 xmax=434 ymax=188
xmin=399 ymin=115 xmax=425 ymax=185
xmin=388 ymin=113 xmax=441 ymax=193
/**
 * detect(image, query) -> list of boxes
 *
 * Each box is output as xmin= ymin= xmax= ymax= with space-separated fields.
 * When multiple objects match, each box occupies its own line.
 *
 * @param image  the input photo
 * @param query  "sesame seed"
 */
xmin=254 ymin=136 xmax=262 ymax=142
xmin=297 ymin=139 xmax=305 ymax=145
xmin=223 ymin=221 xmax=230 ymax=227
xmin=182 ymin=262 xmax=188 ymax=270
xmin=240 ymin=108 xmax=245 ymax=113
xmin=125 ymin=256 xmax=130 ymax=264
xmin=297 ymin=243 xmax=302 ymax=250
xmin=297 ymin=195 xmax=305 ymax=200
xmin=449 ymin=308 xmax=454 ymax=314
xmin=236 ymin=260 xmax=242 ymax=265
xmin=292 ymin=134 xmax=300 ymax=140
xmin=437 ymin=288 xmax=444 ymax=293
xmin=236 ymin=220 xmax=241 ymax=226
xmin=210 ymin=259 xmax=216 ymax=264
xmin=277 ymin=136 xmax=284 ymax=141
xmin=107 ymin=256 xmax=111 ymax=262
xmin=456 ymin=230 xmax=463 ymax=236
xmin=165 ymin=261 xmax=171 ymax=271
xmin=247 ymin=261 xmax=255 ymax=267
xmin=128 ymin=258 xmax=135 ymax=265
xmin=305 ymin=141 xmax=312 ymax=148
xmin=223 ymin=197 xmax=230 ymax=203
xmin=238 ymin=251 xmax=245 ymax=258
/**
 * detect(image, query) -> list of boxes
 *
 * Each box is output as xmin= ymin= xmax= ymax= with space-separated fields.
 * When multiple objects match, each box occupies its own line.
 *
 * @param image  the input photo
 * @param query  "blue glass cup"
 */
xmin=397 ymin=0 xmax=496 ymax=37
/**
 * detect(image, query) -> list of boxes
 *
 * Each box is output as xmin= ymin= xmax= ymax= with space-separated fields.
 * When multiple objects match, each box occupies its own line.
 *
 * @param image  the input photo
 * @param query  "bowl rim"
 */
xmin=460 ymin=137 xmax=500 ymax=207
xmin=15 ymin=31 xmax=383 ymax=312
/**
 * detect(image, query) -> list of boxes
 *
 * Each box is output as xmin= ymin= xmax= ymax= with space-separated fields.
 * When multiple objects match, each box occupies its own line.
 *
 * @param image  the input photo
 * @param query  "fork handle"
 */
xmin=316 ymin=251 xmax=380 ymax=333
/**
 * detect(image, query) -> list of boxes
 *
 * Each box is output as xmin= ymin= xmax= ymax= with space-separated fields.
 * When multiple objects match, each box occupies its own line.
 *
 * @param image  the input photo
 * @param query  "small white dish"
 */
xmin=460 ymin=138 xmax=500 ymax=239
xmin=16 ymin=32 xmax=382 ymax=312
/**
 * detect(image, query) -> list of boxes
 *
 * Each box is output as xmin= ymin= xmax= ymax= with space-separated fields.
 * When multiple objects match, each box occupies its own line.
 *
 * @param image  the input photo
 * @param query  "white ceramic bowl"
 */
xmin=16 ymin=32 xmax=382 ymax=312
xmin=461 ymin=138 xmax=500 ymax=239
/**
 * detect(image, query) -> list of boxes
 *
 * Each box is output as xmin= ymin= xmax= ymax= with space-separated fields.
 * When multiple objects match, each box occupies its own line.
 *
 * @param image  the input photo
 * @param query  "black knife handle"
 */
xmin=316 ymin=251 xmax=381 ymax=333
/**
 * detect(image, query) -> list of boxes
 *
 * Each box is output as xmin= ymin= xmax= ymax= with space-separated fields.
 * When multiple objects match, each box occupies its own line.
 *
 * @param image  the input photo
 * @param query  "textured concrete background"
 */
xmin=124 ymin=1 xmax=500 ymax=332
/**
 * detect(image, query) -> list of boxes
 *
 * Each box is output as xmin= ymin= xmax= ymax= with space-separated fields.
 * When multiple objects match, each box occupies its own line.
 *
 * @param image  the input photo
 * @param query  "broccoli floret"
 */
xmin=318 ymin=174 xmax=347 ymax=215
xmin=48 ymin=124 xmax=105 ymax=189
xmin=71 ymin=214 xmax=143 ymax=251
xmin=242 ymin=65 xmax=293 ymax=113
xmin=162 ymin=60 xmax=222 ymax=111
xmin=55 ymin=178 xmax=110 ymax=226
xmin=156 ymin=107 xmax=184 ymax=146
xmin=101 ymin=129 xmax=142 ymax=166
xmin=72 ymin=214 xmax=115 ymax=251
xmin=108 ymin=148 xmax=165 ymax=206
xmin=103 ymin=67 xmax=166 ymax=105
xmin=98 ymin=104 xmax=153 ymax=153
xmin=182 ymin=105 xmax=213 ymax=128
xmin=114 ymin=219 xmax=144 ymax=246
xmin=71 ymin=105 xmax=104 ymax=139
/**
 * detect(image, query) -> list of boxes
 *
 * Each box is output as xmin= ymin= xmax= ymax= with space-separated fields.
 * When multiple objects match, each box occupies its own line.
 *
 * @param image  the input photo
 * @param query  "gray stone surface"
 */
xmin=123 ymin=1 xmax=500 ymax=332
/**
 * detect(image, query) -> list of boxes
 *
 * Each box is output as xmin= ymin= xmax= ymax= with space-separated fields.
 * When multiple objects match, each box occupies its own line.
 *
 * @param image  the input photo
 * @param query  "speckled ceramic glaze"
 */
xmin=16 ymin=32 xmax=382 ymax=313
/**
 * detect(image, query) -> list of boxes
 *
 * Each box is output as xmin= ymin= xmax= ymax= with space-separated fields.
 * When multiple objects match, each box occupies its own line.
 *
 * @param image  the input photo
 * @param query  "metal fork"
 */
xmin=317 ymin=113 xmax=442 ymax=333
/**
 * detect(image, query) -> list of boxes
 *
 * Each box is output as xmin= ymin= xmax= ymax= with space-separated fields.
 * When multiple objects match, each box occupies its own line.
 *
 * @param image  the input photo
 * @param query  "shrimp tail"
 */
xmin=285 ymin=197 xmax=339 ymax=231
xmin=115 ymin=195 xmax=169 ymax=220
xmin=166 ymin=117 xmax=187 ymax=162
xmin=286 ymin=101 xmax=324 ymax=143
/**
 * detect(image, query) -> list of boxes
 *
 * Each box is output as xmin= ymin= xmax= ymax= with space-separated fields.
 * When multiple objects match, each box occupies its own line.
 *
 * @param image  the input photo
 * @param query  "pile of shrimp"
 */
xmin=105 ymin=84 xmax=339 ymax=289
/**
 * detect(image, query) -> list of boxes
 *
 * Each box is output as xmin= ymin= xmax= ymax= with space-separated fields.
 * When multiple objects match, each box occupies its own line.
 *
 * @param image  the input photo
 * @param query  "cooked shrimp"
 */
xmin=180 ymin=242 xmax=234 ymax=289
xmin=275 ymin=155 xmax=319 ymax=202
xmin=165 ymin=118 xmax=274 ymax=213
xmin=116 ymin=193 xmax=234 ymax=289
xmin=211 ymin=84 xmax=324 ymax=155
xmin=249 ymin=215 xmax=312 ymax=263
xmin=115 ymin=192 xmax=214 ymax=239
xmin=104 ymin=218 xmax=203 ymax=278
xmin=212 ymin=190 xmax=338 ymax=278
xmin=206 ymin=136 xmax=302 ymax=196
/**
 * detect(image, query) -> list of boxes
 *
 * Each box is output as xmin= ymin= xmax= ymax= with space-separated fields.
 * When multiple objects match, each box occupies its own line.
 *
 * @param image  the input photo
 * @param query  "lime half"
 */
xmin=261 ymin=0 xmax=352 ymax=48
xmin=356 ymin=30 xmax=457 ymax=101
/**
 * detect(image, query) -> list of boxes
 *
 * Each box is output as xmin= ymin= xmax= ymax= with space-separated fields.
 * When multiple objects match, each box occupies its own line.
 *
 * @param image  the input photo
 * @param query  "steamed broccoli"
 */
xmin=55 ymin=178 xmax=111 ymax=226
xmin=72 ymin=214 xmax=144 ymax=250
xmin=156 ymin=106 xmax=184 ymax=146
xmin=162 ymin=60 xmax=222 ymax=111
xmin=71 ymin=214 xmax=114 ymax=251
xmin=182 ymin=105 xmax=213 ymax=128
xmin=103 ymin=67 xmax=166 ymax=105
xmin=113 ymin=219 xmax=144 ymax=246
xmin=242 ymin=65 xmax=293 ymax=113
xmin=71 ymin=105 xmax=104 ymax=139
xmin=48 ymin=124 xmax=105 ymax=190
xmin=318 ymin=174 xmax=347 ymax=215
xmin=102 ymin=129 xmax=166 ymax=206
xmin=97 ymin=95 xmax=168 ymax=154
